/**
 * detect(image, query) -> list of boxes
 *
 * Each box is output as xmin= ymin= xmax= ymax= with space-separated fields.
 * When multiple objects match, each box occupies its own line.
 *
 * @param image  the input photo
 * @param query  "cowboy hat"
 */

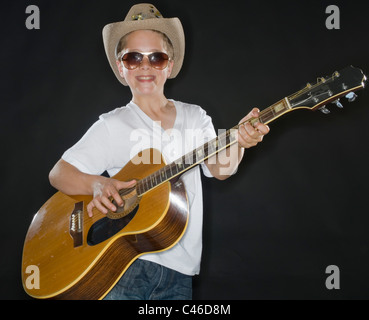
xmin=102 ymin=3 xmax=185 ymax=86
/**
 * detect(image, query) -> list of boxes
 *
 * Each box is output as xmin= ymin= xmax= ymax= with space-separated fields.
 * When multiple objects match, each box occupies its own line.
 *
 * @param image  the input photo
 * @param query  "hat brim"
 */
xmin=102 ymin=18 xmax=185 ymax=86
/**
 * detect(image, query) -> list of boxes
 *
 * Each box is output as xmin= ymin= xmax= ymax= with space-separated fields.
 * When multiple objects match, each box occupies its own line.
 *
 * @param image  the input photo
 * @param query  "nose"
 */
xmin=139 ymin=56 xmax=151 ymax=70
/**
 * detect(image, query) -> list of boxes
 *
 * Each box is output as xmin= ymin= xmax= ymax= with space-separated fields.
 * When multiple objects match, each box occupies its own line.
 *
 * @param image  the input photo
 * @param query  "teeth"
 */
xmin=138 ymin=76 xmax=153 ymax=80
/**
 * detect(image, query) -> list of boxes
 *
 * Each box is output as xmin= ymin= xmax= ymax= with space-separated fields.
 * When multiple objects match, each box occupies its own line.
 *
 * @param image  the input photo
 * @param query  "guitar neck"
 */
xmin=136 ymin=97 xmax=292 ymax=196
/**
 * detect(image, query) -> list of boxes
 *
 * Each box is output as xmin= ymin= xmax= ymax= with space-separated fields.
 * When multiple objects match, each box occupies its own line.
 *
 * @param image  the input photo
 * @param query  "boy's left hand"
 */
xmin=237 ymin=108 xmax=270 ymax=148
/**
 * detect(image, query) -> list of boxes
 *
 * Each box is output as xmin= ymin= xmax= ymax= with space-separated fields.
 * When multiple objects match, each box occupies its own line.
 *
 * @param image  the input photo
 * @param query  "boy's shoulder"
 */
xmin=99 ymin=103 xmax=134 ymax=120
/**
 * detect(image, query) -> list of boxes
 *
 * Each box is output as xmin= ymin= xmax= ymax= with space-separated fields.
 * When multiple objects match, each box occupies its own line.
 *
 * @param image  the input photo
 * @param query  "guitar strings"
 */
xmin=288 ymin=74 xmax=336 ymax=101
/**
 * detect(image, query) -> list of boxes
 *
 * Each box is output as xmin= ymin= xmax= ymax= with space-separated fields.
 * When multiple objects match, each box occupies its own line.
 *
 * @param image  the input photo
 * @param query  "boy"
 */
xmin=49 ymin=3 xmax=269 ymax=299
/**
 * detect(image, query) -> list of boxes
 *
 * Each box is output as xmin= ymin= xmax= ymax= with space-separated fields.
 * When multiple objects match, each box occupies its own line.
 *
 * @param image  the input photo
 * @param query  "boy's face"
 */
xmin=116 ymin=30 xmax=174 ymax=97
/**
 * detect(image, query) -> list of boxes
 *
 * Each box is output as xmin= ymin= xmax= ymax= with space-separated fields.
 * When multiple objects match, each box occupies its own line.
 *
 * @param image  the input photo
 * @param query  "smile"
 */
xmin=136 ymin=76 xmax=155 ymax=82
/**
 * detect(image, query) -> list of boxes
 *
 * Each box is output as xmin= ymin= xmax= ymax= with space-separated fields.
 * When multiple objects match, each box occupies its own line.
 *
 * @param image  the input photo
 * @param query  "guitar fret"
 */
xmin=191 ymin=151 xmax=196 ymax=165
xmin=147 ymin=177 xmax=152 ymax=189
xmin=170 ymin=164 xmax=175 ymax=176
xmin=145 ymin=178 xmax=149 ymax=190
xmin=166 ymin=167 xmax=171 ymax=178
xmin=202 ymin=144 xmax=208 ymax=160
xmin=217 ymin=136 xmax=222 ymax=149
xmin=138 ymin=180 xmax=143 ymax=194
xmin=196 ymin=148 xmax=204 ymax=161
xmin=184 ymin=153 xmax=190 ymax=165
xmin=208 ymin=141 xmax=214 ymax=154
xmin=157 ymin=171 xmax=162 ymax=184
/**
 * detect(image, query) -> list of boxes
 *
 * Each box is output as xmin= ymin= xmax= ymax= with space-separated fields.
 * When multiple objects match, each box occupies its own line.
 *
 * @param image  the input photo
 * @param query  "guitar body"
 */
xmin=21 ymin=148 xmax=189 ymax=300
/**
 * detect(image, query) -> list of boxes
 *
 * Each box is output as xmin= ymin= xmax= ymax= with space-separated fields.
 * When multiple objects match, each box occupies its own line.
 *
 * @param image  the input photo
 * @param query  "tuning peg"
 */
xmin=319 ymin=106 xmax=330 ymax=114
xmin=333 ymin=99 xmax=343 ymax=108
xmin=345 ymin=92 xmax=357 ymax=102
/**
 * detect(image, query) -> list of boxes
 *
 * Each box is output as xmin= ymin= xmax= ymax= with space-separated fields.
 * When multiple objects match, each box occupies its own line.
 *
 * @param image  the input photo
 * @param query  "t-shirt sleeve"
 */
xmin=62 ymin=117 xmax=112 ymax=175
xmin=195 ymin=107 xmax=217 ymax=178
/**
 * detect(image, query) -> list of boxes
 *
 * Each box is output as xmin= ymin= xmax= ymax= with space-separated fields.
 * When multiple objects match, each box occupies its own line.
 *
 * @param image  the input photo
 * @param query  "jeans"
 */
xmin=103 ymin=259 xmax=192 ymax=300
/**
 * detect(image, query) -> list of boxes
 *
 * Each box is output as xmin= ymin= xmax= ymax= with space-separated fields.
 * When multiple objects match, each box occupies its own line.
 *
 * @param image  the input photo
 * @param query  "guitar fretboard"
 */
xmin=136 ymin=97 xmax=292 ymax=196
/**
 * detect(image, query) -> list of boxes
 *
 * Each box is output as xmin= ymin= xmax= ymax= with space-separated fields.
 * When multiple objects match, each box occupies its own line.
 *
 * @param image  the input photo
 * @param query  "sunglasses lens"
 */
xmin=122 ymin=52 xmax=143 ymax=70
xmin=149 ymin=52 xmax=169 ymax=69
xmin=122 ymin=52 xmax=169 ymax=70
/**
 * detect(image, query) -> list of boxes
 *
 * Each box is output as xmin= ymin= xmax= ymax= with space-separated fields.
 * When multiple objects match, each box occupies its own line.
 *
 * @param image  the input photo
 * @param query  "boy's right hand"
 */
xmin=87 ymin=178 xmax=136 ymax=217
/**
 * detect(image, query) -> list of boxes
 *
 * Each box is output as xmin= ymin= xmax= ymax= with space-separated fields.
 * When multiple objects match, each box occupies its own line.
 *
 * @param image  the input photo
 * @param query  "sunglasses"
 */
xmin=120 ymin=52 xmax=170 ymax=70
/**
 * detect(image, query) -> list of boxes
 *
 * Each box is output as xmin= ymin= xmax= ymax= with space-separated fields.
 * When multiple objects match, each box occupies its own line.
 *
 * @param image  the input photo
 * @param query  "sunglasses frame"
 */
xmin=120 ymin=51 xmax=171 ymax=70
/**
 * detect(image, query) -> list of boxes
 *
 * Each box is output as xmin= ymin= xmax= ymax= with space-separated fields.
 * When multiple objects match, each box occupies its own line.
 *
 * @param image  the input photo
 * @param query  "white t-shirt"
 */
xmin=62 ymin=100 xmax=217 ymax=275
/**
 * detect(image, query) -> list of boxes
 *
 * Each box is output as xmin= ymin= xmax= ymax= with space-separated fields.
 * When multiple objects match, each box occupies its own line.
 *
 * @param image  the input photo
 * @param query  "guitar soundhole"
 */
xmin=87 ymin=205 xmax=139 ymax=246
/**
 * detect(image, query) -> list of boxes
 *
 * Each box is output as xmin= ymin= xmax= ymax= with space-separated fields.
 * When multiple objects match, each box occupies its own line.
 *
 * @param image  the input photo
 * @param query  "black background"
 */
xmin=1 ymin=0 xmax=369 ymax=300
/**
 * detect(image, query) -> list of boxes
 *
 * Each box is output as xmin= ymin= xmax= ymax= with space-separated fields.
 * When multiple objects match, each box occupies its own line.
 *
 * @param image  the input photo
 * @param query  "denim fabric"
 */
xmin=103 ymin=259 xmax=192 ymax=300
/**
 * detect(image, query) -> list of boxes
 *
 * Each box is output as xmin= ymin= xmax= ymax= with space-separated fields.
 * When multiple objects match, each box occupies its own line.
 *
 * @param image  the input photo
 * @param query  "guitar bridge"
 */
xmin=70 ymin=201 xmax=83 ymax=247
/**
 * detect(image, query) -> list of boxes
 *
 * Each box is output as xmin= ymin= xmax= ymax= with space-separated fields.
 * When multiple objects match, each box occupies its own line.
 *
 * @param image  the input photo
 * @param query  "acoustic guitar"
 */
xmin=22 ymin=66 xmax=366 ymax=299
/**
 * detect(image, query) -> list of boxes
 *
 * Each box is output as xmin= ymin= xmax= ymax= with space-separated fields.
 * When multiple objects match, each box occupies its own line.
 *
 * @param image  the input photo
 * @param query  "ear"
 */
xmin=167 ymin=60 xmax=174 ymax=78
xmin=116 ymin=60 xmax=125 ymax=78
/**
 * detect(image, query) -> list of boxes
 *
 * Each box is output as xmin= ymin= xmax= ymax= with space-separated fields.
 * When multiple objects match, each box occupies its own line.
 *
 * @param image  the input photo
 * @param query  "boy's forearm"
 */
xmin=205 ymin=144 xmax=244 ymax=180
xmin=49 ymin=159 xmax=103 ymax=196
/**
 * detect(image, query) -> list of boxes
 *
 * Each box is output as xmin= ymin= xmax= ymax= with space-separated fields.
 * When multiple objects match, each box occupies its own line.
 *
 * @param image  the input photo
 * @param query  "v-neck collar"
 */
xmin=129 ymin=99 xmax=181 ymax=136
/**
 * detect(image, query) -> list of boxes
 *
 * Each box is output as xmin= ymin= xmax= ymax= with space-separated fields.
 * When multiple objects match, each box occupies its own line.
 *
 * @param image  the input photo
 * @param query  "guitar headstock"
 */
xmin=288 ymin=66 xmax=367 ymax=114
